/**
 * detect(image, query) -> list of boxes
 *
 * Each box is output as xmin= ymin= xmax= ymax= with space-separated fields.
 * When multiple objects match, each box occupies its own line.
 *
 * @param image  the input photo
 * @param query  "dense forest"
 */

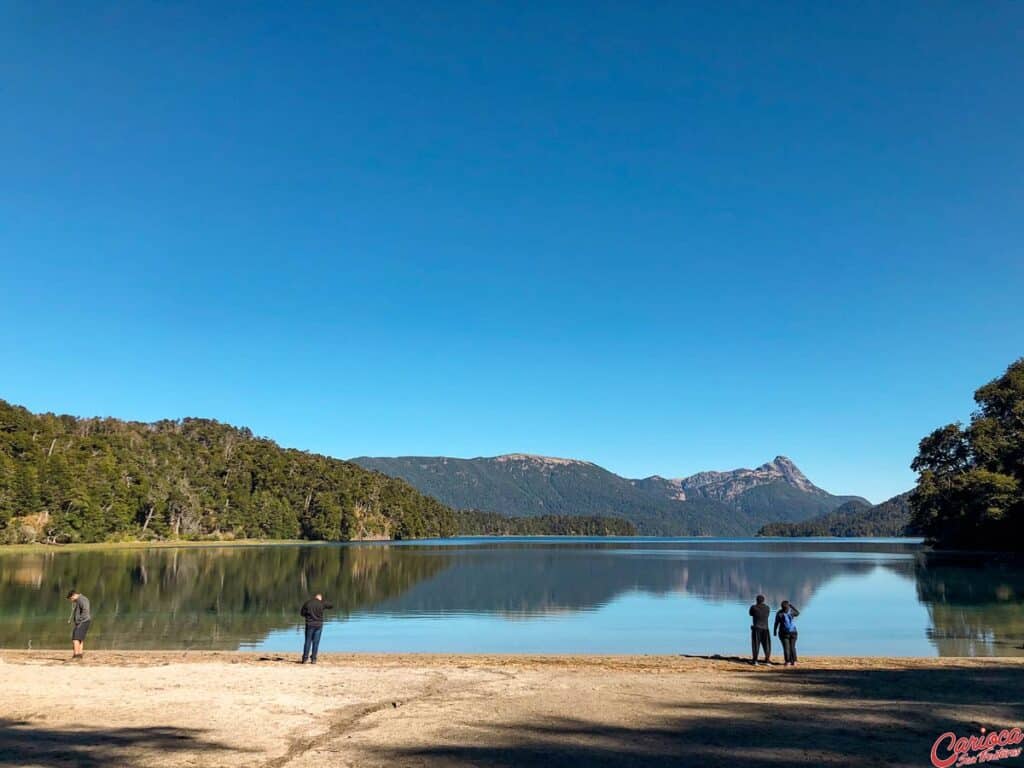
xmin=453 ymin=510 xmax=636 ymax=536
xmin=0 ymin=400 xmax=460 ymax=544
xmin=757 ymin=494 xmax=913 ymax=537
xmin=0 ymin=401 xmax=643 ymax=545
xmin=909 ymin=358 xmax=1024 ymax=549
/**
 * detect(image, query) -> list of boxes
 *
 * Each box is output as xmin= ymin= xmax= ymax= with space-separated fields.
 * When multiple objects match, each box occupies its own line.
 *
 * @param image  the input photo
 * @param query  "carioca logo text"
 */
xmin=930 ymin=727 xmax=1024 ymax=768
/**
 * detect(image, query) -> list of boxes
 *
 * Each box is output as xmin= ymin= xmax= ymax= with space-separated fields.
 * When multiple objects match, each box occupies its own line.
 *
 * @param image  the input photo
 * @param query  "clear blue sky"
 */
xmin=2 ymin=2 xmax=1022 ymax=502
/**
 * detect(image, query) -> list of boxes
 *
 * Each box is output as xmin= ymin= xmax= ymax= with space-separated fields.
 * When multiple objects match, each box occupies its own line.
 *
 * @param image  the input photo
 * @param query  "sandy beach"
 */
xmin=2 ymin=651 xmax=1023 ymax=767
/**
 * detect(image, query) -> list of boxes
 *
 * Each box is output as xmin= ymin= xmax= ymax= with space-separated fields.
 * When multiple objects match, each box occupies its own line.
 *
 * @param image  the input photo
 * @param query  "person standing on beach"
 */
xmin=774 ymin=600 xmax=800 ymax=666
xmin=299 ymin=592 xmax=333 ymax=664
xmin=748 ymin=594 xmax=771 ymax=665
xmin=66 ymin=590 xmax=91 ymax=660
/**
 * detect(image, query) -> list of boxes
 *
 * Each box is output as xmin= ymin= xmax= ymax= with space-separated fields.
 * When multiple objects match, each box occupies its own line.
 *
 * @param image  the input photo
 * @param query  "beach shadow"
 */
xmin=678 ymin=653 xmax=773 ymax=667
xmin=0 ymin=718 xmax=236 ymax=767
xmin=366 ymin=665 xmax=1024 ymax=767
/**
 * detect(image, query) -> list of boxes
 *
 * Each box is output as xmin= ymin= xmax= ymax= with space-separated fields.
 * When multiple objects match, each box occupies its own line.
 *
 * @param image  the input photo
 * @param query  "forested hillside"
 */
xmin=355 ymin=454 xmax=754 ymax=536
xmin=0 ymin=400 xmax=457 ymax=544
xmin=758 ymin=494 xmax=913 ymax=537
xmin=453 ymin=510 xmax=636 ymax=537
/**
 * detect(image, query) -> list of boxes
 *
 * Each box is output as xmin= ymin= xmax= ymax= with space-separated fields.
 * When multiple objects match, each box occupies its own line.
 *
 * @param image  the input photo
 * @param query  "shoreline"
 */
xmin=0 ymin=538 xmax=324 ymax=554
xmin=3 ymin=650 xmax=1021 ymax=767
xmin=4 ymin=648 xmax=1024 ymax=667
xmin=0 ymin=534 xmax=931 ymax=555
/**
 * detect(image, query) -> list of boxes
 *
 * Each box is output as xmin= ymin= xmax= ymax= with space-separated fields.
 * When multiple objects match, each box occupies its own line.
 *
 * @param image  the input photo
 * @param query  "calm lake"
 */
xmin=1 ymin=538 xmax=1022 ymax=656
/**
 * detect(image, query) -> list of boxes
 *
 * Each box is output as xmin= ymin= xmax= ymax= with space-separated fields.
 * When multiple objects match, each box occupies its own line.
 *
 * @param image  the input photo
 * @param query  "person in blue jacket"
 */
xmin=774 ymin=600 xmax=800 ymax=666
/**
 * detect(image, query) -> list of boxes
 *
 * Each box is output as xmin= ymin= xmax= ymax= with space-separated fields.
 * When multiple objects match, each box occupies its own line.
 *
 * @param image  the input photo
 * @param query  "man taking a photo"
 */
xmin=299 ymin=592 xmax=333 ymax=664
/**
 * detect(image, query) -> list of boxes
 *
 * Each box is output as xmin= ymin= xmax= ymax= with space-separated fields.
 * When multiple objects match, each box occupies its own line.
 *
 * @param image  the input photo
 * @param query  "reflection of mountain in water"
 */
xmin=915 ymin=553 xmax=1024 ymax=656
xmin=3 ymin=541 xmax=1022 ymax=656
xmin=0 ymin=545 xmax=448 ymax=649
xmin=375 ymin=541 xmax=918 ymax=616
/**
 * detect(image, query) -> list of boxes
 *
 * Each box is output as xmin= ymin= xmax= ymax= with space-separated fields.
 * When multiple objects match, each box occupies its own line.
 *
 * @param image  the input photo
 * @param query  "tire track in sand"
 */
xmin=259 ymin=667 xmax=516 ymax=768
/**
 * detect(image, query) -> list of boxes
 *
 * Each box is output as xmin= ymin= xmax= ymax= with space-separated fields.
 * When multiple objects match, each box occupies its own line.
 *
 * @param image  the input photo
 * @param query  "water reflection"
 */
xmin=0 ymin=538 xmax=1021 ymax=656
xmin=0 ymin=545 xmax=447 ymax=649
xmin=915 ymin=553 xmax=1024 ymax=656
xmin=371 ymin=540 xmax=914 ymax=617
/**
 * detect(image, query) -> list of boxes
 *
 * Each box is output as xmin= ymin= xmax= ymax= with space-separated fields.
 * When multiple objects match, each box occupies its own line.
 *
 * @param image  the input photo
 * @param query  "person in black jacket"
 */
xmin=299 ymin=593 xmax=333 ymax=664
xmin=748 ymin=594 xmax=771 ymax=665
xmin=774 ymin=600 xmax=800 ymax=666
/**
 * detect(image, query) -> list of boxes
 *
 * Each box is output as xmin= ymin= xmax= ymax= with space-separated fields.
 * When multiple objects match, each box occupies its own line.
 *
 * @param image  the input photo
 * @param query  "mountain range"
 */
xmin=352 ymin=454 xmax=868 ymax=536
xmin=0 ymin=397 xmax=886 ymax=542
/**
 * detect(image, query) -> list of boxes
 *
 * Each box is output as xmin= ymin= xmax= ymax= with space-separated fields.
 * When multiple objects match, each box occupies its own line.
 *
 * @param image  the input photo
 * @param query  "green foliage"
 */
xmin=0 ymin=400 xmax=456 ymax=544
xmin=909 ymin=358 xmax=1024 ymax=549
xmin=453 ymin=510 xmax=637 ymax=536
xmin=758 ymin=494 xmax=914 ymax=537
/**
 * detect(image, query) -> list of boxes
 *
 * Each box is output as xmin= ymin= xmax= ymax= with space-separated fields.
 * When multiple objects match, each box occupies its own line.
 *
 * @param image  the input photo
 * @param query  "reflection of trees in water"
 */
xmin=913 ymin=553 xmax=1024 ymax=656
xmin=375 ymin=544 xmax=917 ymax=616
xmin=9 ymin=541 xmax=1007 ymax=655
xmin=0 ymin=546 xmax=448 ymax=649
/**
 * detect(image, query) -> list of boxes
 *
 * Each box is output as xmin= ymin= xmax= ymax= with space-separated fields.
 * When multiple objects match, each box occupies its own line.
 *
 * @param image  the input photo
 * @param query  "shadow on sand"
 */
xmin=0 ymin=718 xmax=236 ymax=767
xmin=369 ymin=665 xmax=1024 ymax=768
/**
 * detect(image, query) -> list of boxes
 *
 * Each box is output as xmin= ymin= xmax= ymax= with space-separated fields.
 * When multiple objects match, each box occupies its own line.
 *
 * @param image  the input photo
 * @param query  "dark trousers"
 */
xmin=303 ymin=625 xmax=323 ymax=661
xmin=780 ymin=631 xmax=798 ymax=664
xmin=751 ymin=627 xmax=771 ymax=661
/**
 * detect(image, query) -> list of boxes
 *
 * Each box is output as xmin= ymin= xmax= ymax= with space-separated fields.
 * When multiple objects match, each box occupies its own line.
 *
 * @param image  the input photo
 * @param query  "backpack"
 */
xmin=781 ymin=611 xmax=796 ymax=634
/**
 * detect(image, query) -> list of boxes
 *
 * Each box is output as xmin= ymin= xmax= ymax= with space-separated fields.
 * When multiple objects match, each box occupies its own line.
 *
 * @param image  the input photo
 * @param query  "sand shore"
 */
xmin=2 ymin=651 xmax=1022 ymax=767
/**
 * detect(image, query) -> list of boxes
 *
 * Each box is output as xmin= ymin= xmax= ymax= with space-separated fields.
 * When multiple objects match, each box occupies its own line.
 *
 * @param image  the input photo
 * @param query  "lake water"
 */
xmin=1 ymin=538 xmax=1022 ymax=656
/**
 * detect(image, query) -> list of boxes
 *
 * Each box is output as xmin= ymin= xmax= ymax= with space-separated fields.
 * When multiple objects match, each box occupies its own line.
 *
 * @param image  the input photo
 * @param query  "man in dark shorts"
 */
xmin=67 ymin=590 xmax=91 ymax=660
xmin=299 ymin=592 xmax=333 ymax=664
xmin=748 ymin=594 xmax=771 ymax=665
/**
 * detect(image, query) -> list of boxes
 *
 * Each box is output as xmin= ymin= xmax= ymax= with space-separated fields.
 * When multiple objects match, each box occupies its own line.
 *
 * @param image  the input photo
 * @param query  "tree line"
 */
xmin=0 ymin=400 xmax=459 ymax=544
xmin=909 ymin=358 xmax=1024 ymax=549
xmin=453 ymin=510 xmax=636 ymax=536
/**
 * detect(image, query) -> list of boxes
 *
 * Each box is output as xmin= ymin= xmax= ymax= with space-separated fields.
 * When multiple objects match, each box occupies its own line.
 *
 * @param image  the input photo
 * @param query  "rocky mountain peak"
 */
xmin=758 ymin=456 xmax=814 ymax=491
xmin=679 ymin=456 xmax=819 ymax=501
